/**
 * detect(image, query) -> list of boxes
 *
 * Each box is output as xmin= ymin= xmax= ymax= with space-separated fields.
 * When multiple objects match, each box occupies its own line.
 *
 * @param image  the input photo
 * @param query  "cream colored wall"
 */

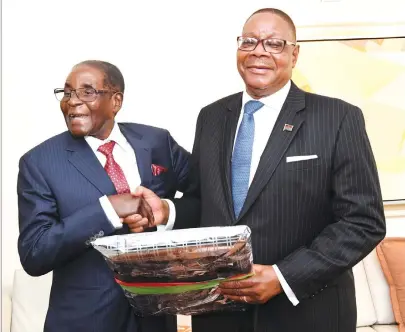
xmin=2 ymin=0 xmax=405 ymax=293
xmin=384 ymin=202 xmax=405 ymax=237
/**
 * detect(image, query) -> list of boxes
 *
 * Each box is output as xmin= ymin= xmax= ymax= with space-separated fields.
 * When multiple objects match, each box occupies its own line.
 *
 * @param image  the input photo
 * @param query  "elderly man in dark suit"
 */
xmin=17 ymin=60 xmax=191 ymax=332
xmin=132 ymin=8 xmax=386 ymax=332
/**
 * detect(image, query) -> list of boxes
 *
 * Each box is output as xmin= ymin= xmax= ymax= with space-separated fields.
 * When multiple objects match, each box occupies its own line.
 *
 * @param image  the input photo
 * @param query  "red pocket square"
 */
xmin=151 ymin=164 xmax=168 ymax=176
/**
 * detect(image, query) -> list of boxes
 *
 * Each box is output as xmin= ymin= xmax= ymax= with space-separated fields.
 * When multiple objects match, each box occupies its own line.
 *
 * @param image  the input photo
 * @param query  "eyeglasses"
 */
xmin=237 ymin=36 xmax=296 ymax=54
xmin=54 ymin=88 xmax=118 ymax=102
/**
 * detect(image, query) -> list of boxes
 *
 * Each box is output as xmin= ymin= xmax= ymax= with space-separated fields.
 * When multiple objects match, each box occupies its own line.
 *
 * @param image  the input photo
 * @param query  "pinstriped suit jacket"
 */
xmin=174 ymin=82 xmax=386 ymax=332
xmin=17 ymin=123 xmax=190 ymax=332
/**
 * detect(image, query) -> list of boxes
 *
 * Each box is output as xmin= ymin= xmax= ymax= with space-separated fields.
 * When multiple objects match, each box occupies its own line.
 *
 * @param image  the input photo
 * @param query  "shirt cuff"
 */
xmin=160 ymin=199 xmax=176 ymax=231
xmin=99 ymin=195 xmax=123 ymax=229
xmin=273 ymin=264 xmax=299 ymax=306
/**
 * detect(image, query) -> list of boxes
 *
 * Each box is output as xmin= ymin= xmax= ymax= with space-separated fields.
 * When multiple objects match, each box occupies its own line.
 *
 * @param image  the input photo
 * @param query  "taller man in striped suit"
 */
xmin=134 ymin=8 xmax=386 ymax=332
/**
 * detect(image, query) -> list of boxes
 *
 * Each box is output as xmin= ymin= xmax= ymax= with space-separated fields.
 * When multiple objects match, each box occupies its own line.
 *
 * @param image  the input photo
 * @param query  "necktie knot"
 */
xmin=98 ymin=141 xmax=116 ymax=157
xmin=244 ymin=100 xmax=264 ymax=116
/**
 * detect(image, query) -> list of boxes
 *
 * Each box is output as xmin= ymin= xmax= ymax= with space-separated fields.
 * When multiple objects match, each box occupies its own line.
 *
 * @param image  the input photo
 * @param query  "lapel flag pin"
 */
xmin=283 ymin=124 xmax=294 ymax=132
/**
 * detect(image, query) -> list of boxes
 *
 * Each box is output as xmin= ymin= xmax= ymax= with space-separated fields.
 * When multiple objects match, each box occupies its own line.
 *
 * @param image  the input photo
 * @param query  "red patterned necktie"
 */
xmin=97 ymin=141 xmax=130 ymax=194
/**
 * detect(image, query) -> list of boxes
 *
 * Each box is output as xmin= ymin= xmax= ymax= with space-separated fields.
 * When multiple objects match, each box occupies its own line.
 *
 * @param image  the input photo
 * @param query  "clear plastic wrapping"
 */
xmin=92 ymin=225 xmax=253 ymax=316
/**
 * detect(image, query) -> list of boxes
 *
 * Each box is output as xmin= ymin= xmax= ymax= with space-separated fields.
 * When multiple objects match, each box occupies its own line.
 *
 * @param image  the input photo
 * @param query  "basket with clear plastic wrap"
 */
xmin=91 ymin=225 xmax=254 ymax=316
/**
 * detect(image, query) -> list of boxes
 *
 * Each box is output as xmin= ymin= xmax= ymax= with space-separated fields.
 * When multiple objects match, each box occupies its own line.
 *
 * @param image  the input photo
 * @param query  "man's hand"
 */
xmin=108 ymin=193 xmax=154 ymax=228
xmin=123 ymin=186 xmax=170 ymax=233
xmin=218 ymin=264 xmax=282 ymax=304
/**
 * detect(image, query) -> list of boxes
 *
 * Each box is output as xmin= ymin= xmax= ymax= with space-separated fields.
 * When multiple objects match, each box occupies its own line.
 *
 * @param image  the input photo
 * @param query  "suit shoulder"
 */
xmin=202 ymin=92 xmax=242 ymax=111
xmin=305 ymin=91 xmax=359 ymax=111
xmin=303 ymin=91 xmax=364 ymax=120
xmin=20 ymin=131 xmax=71 ymax=162
xmin=119 ymin=122 xmax=169 ymax=140
xmin=199 ymin=92 xmax=242 ymax=117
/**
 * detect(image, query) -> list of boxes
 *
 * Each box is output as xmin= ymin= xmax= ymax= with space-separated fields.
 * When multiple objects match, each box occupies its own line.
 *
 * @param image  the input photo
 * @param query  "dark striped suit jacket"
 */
xmin=174 ymin=82 xmax=386 ymax=332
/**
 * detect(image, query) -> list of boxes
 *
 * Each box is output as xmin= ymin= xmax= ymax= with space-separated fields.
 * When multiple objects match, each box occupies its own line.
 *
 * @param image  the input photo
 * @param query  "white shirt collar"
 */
xmin=84 ymin=122 xmax=128 ymax=153
xmin=242 ymin=80 xmax=291 ymax=112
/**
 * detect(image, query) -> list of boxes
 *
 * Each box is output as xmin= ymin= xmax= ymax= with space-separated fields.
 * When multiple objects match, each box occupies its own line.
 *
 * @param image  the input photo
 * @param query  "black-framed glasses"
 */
xmin=237 ymin=36 xmax=296 ymax=54
xmin=54 ymin=88 xmax=118 ymax=102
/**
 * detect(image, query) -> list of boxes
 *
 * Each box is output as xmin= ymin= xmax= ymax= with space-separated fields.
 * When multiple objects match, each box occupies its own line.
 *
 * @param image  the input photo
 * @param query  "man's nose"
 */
xmin=67 ymin=91 xmax=83 ymax=106
xmin=252 ymin=40 xmax=269 ymax=56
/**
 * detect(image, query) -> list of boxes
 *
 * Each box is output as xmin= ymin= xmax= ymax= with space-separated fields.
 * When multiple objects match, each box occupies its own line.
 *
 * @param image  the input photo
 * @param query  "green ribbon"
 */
xmin=120 ymin=273 xmax=254 ymax=295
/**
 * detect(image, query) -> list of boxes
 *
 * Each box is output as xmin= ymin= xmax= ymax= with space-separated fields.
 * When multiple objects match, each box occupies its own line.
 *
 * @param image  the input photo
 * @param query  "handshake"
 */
xmin=108 ymin=186 xmax=168 ymax=233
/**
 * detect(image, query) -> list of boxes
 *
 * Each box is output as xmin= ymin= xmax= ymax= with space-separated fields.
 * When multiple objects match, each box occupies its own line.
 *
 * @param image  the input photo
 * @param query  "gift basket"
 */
xmin=91 ymin=225 xmax=253 ymax=316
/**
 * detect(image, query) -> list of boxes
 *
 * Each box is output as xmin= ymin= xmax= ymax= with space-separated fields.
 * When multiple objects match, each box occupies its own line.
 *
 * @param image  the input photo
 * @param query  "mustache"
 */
xmin=245 ymin=59 xmax=273 ymax=68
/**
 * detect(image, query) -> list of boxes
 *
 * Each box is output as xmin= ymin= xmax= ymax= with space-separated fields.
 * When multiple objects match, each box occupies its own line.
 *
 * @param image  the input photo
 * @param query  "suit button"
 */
xmin=99 ymin=230 xmax=104 ymax=236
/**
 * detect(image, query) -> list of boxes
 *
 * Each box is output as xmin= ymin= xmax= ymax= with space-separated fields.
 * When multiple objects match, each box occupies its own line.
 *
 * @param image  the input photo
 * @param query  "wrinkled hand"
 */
xmin=218 ymin=264 xmax=282 ymax=304
xmin=108 ymin=193 xmax=154 ymax=229
xmin=122 ymin=186 xmax=169 ymax=233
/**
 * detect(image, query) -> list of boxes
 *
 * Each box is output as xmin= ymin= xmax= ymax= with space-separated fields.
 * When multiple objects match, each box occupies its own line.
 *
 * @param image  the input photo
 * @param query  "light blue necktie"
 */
xmin=232 ymin=100 xmax=264 ymax=218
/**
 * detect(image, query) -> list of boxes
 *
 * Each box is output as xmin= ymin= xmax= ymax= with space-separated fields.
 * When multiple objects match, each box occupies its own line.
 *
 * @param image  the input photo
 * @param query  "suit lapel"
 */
xmin=118 ymin=124 xmax=152 ymax=186
xmin=67 ymin=136 xmax=116 ymax=195
xmin=67 ymin=124 xmax=153 ymax=196
xmin=237 ymin=83 xmax=306 ymax=221
xmin=221 ymin=93 xmax=243 ymax=221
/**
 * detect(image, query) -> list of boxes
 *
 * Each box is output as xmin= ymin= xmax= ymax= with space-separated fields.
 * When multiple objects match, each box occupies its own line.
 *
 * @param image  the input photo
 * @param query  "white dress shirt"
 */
xmin=85 ymin=122 xmax=175 ymax=231
xmin=236 ymin=80 xmax=299 ymax=306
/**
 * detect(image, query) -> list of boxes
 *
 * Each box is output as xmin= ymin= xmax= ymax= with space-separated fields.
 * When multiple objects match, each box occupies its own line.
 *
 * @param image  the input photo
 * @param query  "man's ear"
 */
xmin=291 ymin=44 xmax=300 ymax=68
xmin=112 ymin=92 xmax=123 ymax=115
